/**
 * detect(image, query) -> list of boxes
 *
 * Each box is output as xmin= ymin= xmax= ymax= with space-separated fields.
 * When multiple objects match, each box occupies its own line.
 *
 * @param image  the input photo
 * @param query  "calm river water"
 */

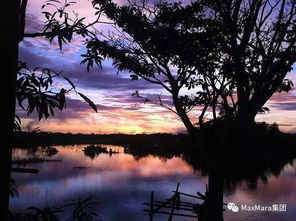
xmin=10 ymin=145 xmax=296 ymax=221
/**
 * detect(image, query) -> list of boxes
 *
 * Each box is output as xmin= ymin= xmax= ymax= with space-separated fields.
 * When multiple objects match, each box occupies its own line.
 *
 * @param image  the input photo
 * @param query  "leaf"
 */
xmin=63 ymin=76 xmax=76 ymax=90
xmin=87 ymin=59 xmax=93 ymax=72
xmin=78 ymin=92 xmax=98 ymax=113
xmin=130 ymin=74 xmax=138 ymax=81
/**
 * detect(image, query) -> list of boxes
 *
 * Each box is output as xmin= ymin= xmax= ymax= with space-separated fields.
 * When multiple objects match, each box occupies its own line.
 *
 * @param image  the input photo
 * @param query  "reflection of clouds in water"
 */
xmin=12 ymin=145 xmax=196 ymax=187
xmin=10 ymin=145 xmax=296 ymax=221
xmin=42 ymin=145 xmax=193 ymax=177
xmin=224 ymin=162 xmax=296 ymax=221
xmin=11 ymin=145 xmax=205 ymax=216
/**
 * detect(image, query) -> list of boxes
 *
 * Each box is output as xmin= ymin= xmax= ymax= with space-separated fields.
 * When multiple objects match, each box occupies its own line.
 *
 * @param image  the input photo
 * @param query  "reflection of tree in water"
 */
xmin=136 ymin=132 xmax=296 ymax=221
xmin=124 ymin=142 xmax=184 ymax=161
xmin=126 ymin=125 xmax=296 ymax=193
xmin=40 ymin=146 xmax=59 ymax=157
xmin=83 ymin=145 xmax=119 ymax=159
xmin=182 ymin=138 xmax=296 ymax=221
xmin=11 ymin=145 xmax=60 ymax=166
xmin=13 ymin=145 xmax=59 ymax=158
xmin=183 ymin=131 xmax=296 ymax=193
xmin=83 ymin=145 xmax=108 ymax=159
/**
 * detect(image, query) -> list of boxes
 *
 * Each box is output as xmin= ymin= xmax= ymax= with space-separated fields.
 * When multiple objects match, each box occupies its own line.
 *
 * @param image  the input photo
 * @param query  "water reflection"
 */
xmin=82 ymin=144 xmax=120 ymax=159
xmin=10 ymin=144 xmax=296 ymax=221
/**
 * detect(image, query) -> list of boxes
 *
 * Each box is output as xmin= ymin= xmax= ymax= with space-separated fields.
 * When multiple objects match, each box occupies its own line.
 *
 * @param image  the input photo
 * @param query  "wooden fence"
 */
xmin=143 ymin=183 xmax=208 ymax=221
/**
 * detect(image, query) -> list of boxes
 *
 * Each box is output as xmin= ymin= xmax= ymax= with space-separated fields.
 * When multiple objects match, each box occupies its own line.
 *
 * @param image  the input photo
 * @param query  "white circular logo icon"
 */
xmin=227 ymin=202 xmax=239 ymax=212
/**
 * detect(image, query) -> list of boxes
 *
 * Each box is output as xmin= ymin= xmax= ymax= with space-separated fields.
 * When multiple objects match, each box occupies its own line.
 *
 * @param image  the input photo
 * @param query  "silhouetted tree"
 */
xmin=0 ymin=1 xmax=20 ymax=218
xmin=0 ymin=0 xmax=98 ymax=218
xmin=204 ymin=0 xmax=296 ymax=127
xmin=82 ymin=0 xmax=295 ymax=134
xmin=83 ymin=0 xmax=226 ymax=135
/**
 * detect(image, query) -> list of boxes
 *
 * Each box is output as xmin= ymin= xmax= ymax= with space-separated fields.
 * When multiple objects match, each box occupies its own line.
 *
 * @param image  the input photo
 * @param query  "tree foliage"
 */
xmin=16 ymin=62 xmax=97 ymax=123
xmin=15 ymin=0 xmax=99 ymax=130
xmin=8 ymin=195 xmax=100 ymax=221
xmin=204 ymin=0 xmax=296 ymax=124
xmin=81 ymin=0 xmax=295 ymax=134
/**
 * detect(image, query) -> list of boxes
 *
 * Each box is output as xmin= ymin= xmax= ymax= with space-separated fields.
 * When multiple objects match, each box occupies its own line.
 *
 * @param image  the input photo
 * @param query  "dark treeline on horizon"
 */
xmin=13 ymin=125 xmax=296 ymax=152
xmin=13 ymin=131 xmax=190 ymax=147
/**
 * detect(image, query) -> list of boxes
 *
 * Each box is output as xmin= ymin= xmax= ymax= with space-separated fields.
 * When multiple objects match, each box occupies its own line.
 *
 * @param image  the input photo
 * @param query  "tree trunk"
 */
xmin=0 ymin=0 xmax=19 ymax=219
xmin=172 ymin=96 xmax=197 ymax=135
xmin=205 ymin=173 xmax=224 ymax=221
xmin=236 ymin=103 xmax=257 ymax=129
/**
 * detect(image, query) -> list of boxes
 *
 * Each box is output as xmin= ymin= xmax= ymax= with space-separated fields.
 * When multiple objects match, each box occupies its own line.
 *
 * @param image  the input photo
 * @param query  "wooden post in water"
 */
xmin=149 ymin=191 xmax=154 ymax=221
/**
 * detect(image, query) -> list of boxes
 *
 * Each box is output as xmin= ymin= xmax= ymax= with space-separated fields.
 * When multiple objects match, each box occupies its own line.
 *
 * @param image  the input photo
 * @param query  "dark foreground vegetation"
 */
xmin=9 ymin=195 xmax=101 ymax=221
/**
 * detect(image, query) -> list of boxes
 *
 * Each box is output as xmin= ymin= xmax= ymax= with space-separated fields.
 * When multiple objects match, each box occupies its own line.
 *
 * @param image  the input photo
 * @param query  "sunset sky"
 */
xmin=18 ymin=0 xmax=296 ymax=134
